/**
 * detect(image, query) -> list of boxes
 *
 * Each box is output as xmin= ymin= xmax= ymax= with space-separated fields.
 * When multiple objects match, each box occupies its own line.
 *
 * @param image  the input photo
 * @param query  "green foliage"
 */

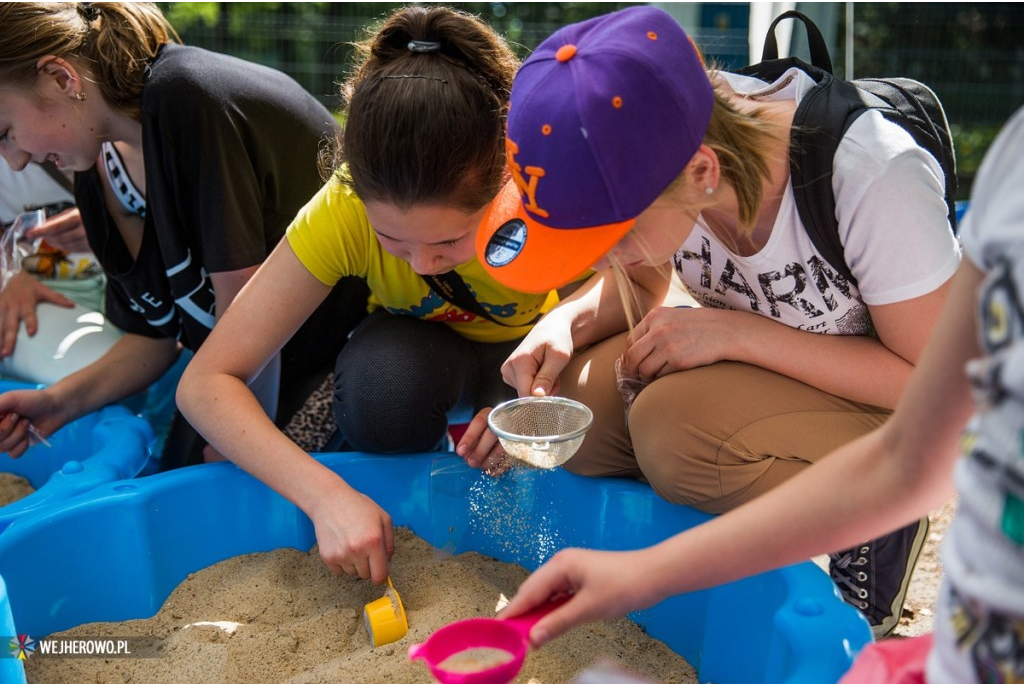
xmin=160 ymin=2 xmax=220 ymax=30
xmin=952 ymin=124 xmax=1003 ymax=197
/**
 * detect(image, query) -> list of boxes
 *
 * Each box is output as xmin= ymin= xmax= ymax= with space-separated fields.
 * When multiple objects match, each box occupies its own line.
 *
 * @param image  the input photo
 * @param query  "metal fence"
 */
xmin=165 ymin=2 xmax=1024 ymax=195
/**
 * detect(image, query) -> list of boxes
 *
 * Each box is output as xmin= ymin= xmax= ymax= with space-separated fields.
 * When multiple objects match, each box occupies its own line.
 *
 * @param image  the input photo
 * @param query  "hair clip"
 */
xmin=79 ymin=2 xmax=100 ymax=22
xmin=408 ymin=40 xmax=441 ymax=53
xmin=380 ymin=75 xmax=448 ymax=84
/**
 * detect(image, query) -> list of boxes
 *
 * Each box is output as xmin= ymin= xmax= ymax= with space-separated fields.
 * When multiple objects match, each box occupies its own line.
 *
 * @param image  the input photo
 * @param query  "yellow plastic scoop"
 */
xmin=363 ymin=577 xmax=408 ymax=647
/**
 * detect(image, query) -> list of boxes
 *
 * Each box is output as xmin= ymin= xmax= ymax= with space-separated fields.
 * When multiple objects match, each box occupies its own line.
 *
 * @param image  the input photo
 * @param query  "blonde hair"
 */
xmin=610 ymin=76 xmax=781 ymax=329
xmin=610 ymin=261 xmax=675 ymax=331
xmin=0 ymin=2 xmax=178 ymax=117
xmin=704 ymin=86 xmax=779 ymax=234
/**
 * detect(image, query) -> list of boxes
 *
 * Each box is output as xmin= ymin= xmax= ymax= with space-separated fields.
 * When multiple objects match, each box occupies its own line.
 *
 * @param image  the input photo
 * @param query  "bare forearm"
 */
xmin=644 ymin=428 xmax=955 ymax=601
xmin=177 ymin=368 xmax=354 ymax=516
xmin=50 ymin=334 xmax=179 ymax=420
xmin=556 ymin=267 xmax=670 ymax=349
xmin=734 ymin=314 xmax=913 ymax=408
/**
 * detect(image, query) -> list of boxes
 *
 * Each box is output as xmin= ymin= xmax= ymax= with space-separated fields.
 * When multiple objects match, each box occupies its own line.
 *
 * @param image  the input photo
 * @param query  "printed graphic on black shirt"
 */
xmin=105 ymin=241 xmax=217 ymax=350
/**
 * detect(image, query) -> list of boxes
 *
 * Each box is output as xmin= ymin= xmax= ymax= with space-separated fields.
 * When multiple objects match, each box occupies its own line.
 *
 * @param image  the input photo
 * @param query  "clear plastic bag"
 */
xmin=0 ymin=209 xmax=46 ymax=290
xmin=615 ymin=355 xmax=650 ymax=448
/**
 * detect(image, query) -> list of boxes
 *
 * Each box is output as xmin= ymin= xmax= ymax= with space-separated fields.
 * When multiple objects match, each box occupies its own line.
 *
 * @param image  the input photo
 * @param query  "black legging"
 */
xmin=332 ymin=310 xmax=521 ymax=453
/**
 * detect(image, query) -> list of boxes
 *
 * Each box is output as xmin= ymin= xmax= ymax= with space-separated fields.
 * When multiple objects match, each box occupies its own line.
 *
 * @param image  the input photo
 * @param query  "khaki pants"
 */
xmin=561 ymin=332 xmax=891 ymax=514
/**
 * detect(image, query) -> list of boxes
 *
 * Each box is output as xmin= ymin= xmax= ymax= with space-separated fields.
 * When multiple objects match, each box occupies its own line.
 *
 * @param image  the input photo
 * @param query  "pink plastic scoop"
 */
xmin=407 ymin=596 xmax=569 ymax=684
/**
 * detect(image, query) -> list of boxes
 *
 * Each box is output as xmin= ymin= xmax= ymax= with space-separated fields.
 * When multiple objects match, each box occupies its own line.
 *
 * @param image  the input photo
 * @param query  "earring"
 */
xmin=704 ymin=186 xmax=714 ymax=195
xmin=76 ymin=92 xmax=87 ymax=101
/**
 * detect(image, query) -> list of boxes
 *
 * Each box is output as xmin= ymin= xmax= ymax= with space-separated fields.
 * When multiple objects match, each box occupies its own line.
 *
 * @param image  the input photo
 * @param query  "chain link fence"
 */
xmin=162 ymin=2 xmax=1024 ymax=196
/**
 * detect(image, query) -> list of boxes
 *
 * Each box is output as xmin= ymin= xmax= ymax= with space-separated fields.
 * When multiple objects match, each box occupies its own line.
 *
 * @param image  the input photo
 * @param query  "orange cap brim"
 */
xmin=476 ymin=179 xmax=635 ymax=294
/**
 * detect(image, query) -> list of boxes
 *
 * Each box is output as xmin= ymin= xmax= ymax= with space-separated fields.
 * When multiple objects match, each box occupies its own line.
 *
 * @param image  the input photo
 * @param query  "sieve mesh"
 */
xmin=488 ymin=397 xmax=593 ymax=469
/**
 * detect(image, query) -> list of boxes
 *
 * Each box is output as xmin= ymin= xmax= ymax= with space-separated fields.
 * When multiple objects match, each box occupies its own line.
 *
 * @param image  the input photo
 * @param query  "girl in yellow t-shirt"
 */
xmin=177 ymin=6 xmax=558 ymax=582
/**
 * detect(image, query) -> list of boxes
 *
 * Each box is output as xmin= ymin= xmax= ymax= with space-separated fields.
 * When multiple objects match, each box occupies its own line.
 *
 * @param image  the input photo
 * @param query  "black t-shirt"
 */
xmin=77 ymin=43 xmax=342 ymax=350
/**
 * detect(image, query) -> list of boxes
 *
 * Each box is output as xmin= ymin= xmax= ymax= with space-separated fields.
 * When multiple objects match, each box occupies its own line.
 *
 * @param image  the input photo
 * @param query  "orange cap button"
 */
xmin=555 ymin=44 xmax=577 ymax=62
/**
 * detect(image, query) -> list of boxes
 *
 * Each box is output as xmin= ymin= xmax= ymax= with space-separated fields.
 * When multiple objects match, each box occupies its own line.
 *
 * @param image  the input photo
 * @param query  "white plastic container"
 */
xmin=0 ymin=302 xmax=122 ymax=384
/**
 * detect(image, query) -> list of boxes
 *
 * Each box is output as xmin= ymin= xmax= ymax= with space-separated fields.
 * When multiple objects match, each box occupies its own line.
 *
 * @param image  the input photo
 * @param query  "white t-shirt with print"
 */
xmin=673 ymin=68 xmax=961 ymax=336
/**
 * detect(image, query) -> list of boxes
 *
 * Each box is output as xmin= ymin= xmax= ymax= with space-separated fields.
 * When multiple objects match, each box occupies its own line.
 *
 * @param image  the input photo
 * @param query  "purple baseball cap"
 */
xmin=476 ymin=5 xmax=714 ymax=293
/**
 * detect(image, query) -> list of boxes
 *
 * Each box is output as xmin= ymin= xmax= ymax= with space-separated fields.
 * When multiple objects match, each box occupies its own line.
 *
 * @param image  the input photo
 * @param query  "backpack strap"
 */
xmin=741 ymin=11 xmax=958 ymax=287
xmin=759 ymin=9 xmax=833 ymax=72
xmin=739 ymin=11 xmax=861 ymax=283
xmin=788 ymin=74 xmax=871 ymax=285
xmin=421 ymin=271 xmax=541 ymax=328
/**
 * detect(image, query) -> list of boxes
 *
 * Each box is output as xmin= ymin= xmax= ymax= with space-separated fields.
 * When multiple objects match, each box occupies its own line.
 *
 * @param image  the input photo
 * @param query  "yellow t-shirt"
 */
xmin=286 ymin=178 xmax=559 ymax=343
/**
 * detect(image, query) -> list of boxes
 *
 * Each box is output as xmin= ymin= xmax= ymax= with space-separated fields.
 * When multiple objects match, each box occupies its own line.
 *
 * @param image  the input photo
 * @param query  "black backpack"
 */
xmin=737 ymin=10 xmax=958 ymax=286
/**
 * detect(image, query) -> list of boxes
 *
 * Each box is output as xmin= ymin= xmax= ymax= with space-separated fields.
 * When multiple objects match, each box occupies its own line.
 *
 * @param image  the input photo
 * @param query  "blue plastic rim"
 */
xmin=1 ymin=574 xmax=25 ymax=684
xmin=0 ymin=379 xmax=155 ymax=534
xmin=955 ymin=200 xmax=970 ymax=223
xmin=0 ymin=453 xmax=872 ymax=683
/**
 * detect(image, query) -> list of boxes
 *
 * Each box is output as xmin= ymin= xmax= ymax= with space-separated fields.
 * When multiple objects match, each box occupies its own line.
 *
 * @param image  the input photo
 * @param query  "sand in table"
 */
xmin=0 ymin=472 xmax=33 ymax=507
xmin=24 ymin=527 xmax=697 ymax=684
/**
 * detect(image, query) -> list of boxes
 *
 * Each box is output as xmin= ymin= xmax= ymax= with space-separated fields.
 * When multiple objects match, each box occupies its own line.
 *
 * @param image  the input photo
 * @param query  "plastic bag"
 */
xmin=1 ymin=209 xmax=102 ymax=290
xmin=0 ymin=209 xmax=45 ymax=290
xmin=615 ymin=355 xmax=650 ymax=448
xmin=614 ymin=355 xmax=648 ymax=415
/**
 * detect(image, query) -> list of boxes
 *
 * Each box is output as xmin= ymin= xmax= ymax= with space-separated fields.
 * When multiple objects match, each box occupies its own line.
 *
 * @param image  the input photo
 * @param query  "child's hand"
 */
xmin=0 ymin=271 xmax=75 ymax=357
xmin=501 ymin=315 xmax=574 ymax=398
xmin=0 ymin=411 xmax=34 ymax=457
xmin=309 ymin=486 xmax=394 ymax=584
xmin=499 ymin=547 xmax=660 ymax=648
xmin=456 ymin=408 xmax=510 ymax=475
xmin=0 ymin=388 xmax=63 ymax=458
xmin=25 ymin=207 xmax=92 ymax=254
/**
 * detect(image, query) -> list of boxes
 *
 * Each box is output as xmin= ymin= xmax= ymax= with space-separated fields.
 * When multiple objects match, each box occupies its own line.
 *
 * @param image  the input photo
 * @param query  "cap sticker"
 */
xmin=485 ymin=219 xmax=528 ymax=267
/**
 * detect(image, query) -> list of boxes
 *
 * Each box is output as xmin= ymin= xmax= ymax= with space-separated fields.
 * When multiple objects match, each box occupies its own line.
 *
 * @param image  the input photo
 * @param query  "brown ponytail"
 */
xmin=335 ymin=5 xmax=520 ymax=212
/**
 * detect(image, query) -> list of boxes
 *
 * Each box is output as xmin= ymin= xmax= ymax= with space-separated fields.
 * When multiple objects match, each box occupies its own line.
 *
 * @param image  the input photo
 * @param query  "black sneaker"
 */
xmin=829 ymin=517 xmax=930 ymax=639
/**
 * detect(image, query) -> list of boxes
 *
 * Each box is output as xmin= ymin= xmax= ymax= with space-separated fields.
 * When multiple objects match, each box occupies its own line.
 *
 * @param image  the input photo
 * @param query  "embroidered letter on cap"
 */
xmin=507 ymin=139 xmax=549 ymax=218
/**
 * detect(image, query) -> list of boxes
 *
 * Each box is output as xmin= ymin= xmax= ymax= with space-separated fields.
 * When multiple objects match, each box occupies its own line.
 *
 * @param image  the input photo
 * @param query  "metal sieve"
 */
xmin=487 ymin=397 xmax=593 ymax=469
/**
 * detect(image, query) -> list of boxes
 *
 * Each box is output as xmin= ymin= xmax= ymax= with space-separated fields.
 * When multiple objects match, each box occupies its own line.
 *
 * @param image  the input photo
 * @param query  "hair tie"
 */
xmin=79 ymin=2 xmax=100 ymax=22
xmin=407 ymin=40 xmax=441 ymax=53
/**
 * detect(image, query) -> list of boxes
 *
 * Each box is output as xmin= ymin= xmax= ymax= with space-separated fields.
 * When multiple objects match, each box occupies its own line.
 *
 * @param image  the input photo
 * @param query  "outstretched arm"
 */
xmin=177 ymin=239 xmax=394 ymax=583
xmin=0 ymin=332 xmax=180 ymax=456
xmin=502 ymin=258 xmax=982 ymax=646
